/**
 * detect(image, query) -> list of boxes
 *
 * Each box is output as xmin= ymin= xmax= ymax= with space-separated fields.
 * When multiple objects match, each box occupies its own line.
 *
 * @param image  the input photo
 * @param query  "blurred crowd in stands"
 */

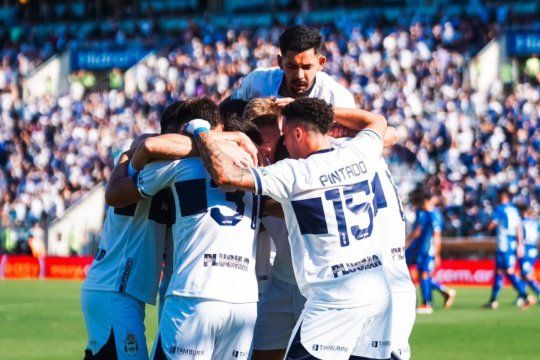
xmin=0 ymin=4 xmax=538 ymax=254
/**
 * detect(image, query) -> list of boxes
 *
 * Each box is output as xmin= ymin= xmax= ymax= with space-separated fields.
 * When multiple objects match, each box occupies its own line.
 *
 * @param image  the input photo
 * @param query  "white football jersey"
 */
xmin=137 ymin=157 xmax=260 ymax=303
xmin=232 ymin=67 xmax=356 ymax=108
xmin=82 ymin=189 xmax=173 ymax=305
xmin=261 ymin=216 xmax=296 ymax=284
xmin=330 ymin=136 xmax=414 ymax=293
xmin=373 ymin=158 xmax=415 ymax=293
xmin=250 ymin=130 xmax=390 ymax=308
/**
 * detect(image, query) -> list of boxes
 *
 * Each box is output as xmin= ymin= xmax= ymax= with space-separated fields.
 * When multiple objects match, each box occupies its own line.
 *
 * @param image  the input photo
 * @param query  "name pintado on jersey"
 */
xmin=136 ymin=157 xmax=260 ymax=303
xmin=250 ymin=130 xmax=390 ymax=308
xmin=329 ymin=136 xmax=414 ymax=294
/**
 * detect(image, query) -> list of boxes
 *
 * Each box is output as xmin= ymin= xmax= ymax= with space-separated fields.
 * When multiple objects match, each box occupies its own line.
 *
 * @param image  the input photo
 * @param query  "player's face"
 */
xmin=282 ymin=118 xmax=303 ymax=159
xmin=279 ymin=49 xmax=326 ymax=97
xmin=257 ymin=121 xmax=281 ymax=165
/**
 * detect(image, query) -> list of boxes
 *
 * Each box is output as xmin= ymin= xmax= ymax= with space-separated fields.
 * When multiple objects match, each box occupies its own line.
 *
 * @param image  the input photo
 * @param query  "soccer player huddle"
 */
xmin=81 ymin=25 xmax=416 ymax=360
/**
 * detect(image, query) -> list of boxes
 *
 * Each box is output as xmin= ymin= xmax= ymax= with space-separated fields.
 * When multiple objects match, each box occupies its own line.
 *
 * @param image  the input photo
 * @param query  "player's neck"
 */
xmin=304 ymin=134 xmax=332 ymax=158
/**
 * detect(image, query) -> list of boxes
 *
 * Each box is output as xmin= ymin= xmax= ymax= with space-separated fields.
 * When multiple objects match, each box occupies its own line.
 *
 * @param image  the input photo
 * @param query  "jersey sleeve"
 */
xmin=332 ymin=86 xmax=356 ymax=108
xmin=232 ymin=71 xmax=256 ymax=100
xmin=349 ymin=129 xmax=384 ymax=163
xmin=136 ymin=160 xmax=180 ymax=198
xmin=250 ymin=159 xmax=296 ymax=202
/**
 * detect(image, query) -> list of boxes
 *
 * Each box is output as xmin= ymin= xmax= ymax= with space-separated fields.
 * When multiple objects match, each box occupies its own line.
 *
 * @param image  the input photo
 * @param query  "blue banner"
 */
xmin=71 ymin=47 xmax=153 ymax=70
xmin=506 ymin=31 xmax=540 ymax=56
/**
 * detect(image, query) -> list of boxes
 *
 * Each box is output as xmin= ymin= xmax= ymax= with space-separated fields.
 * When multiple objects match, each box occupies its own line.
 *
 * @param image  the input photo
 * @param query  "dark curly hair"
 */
xmin=279 ymin=25 xmax=323 ymax=55
xmin=282 ymin=98 xmax=333 ymax=134
xmin=176 ymin=97 xmax=222 ymax=130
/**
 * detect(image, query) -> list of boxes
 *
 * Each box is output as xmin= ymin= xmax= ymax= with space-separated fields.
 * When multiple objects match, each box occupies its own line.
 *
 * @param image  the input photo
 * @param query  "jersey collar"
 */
xmin=308 ymin=147 xmax=334 ymax=157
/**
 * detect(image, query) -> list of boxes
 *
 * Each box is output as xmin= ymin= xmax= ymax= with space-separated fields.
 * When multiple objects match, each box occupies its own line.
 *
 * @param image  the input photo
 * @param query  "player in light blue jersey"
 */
xmin=518 ymin=205 xmax=540 ymax=299
xmin=405 ymin=190 xmax=455 ymax=314
xmin=485 ymin=189 xmax=535 ymax=309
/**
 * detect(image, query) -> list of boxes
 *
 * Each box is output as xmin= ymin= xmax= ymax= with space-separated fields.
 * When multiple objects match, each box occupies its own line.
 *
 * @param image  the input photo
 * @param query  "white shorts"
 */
xmin=253 ymin=276 xmax=307 ymax=350
xmin=388 ymin=291 xmax=416 ymax=360
xmin=152 ymin=296 xmax=257 ymax=360
xmin=81 ymin=289 xmax=148 ymax=360
xmin=285 ymin=295 xmax=392 ymax=360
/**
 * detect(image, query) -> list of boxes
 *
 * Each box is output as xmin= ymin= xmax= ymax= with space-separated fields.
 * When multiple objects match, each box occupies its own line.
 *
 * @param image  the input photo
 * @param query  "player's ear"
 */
xmin=318 ymin=55 xmax=326 ymax=69
xmin=294 ymin=126 xmax=303 ymax=142
xmin=277 ymin=54 xmax=283 ymax=70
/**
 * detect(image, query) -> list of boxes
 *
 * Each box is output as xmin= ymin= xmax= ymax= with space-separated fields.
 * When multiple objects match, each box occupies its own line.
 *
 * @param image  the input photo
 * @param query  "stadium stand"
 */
xmin=0 ymin=0 xmax=538 ymax=254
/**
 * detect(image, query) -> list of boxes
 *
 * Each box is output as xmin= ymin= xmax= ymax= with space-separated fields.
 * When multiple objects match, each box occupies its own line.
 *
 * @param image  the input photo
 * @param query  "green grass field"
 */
xmin=0 ymin=280 xmax=538 ymax=360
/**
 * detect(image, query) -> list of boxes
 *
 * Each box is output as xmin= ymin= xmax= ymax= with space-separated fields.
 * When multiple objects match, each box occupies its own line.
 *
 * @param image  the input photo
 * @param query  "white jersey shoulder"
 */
xmin=82 ymin=190 xmax=172 ymax=305
xmin=251 ymin=130 xmax=389 ymax=308
xmin=137 ymin=158 xmax=260 ymax=303
xmin=232 ymin=67 xmax=356 ymax=108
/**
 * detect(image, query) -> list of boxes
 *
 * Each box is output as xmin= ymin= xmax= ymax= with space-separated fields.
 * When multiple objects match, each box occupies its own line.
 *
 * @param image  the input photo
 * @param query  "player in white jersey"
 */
xmin=81 ymin=103 xmax=180 ymax=360
xmin=104 ymin=98 xmax=262 ymax=360
xmin=232 ymin=26 xmax=356 ymax=359
xmin=189 ymin=98 xmax=392 ymax=360
xmin=326 ymin=109 xmax=416 ymax=360
xmin=369 ymin=158 xmax=416 ymax=360
xmin=232 ymin=25 xmax=356 ymax=109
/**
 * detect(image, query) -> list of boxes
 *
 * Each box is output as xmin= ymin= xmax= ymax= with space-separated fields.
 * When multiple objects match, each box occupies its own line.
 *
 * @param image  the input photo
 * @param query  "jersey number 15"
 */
xmin=291 ymin=171 xmax=403 ymax=247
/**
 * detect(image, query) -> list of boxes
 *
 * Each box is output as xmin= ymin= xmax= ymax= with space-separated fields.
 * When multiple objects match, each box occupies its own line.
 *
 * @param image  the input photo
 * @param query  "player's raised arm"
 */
xmin=195 ymin=130 xmax=257 ymax=192
xmin=105 ymin=150 xmax=141 ymax=207
xmin=131 ymin=133 xmax=198 ymax=170
xmin=333 ymin=107 xmax=392 ymax=145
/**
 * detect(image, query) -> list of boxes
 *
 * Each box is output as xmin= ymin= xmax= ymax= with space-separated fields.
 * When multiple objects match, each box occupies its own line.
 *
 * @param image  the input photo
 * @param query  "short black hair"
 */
xmin=176 ymin=97 xmax=222 ymax=130
xmin=279 ymin=25 xmax=323 ymax=55
xmin=498 ymin=188 xmax=511 ymax=200
xmin=160 ymin=101 xmax=184 ymax=134
xmin=282 ymin=97 xmax=333 ymax=134
xmin=219 ymin=98 xmax=248 ymax=119
xmin=409 ymin=187 xmax=430 ymax=208
xmin=223 ymin=114 xmax=262 ymax=145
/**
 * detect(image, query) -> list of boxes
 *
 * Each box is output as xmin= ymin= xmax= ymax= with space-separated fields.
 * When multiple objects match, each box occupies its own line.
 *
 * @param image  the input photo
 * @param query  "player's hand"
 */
xmin=129 ymin=133 xmax=156 ymax=153
xmin=232 ymin=132 xmax=258 ymax=166
xmin=219 ymin=141 xmax=255 ymax=168
xmin=435 ymin=255 xmax=441 ymax=268
xmin=328 ymin=122 xmax=357 ymax=138
xmin=274 ymin=97 xmax=295 ymax=108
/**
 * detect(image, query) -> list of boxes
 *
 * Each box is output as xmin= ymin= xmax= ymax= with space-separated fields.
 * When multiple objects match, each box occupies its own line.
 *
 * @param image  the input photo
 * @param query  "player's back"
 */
xmin=82 ymin=190 xmax=172 ymax=305
xmin=494 ymin=204 xmax=521 ymax=252
xmin=373 ymin=158 xmax=415 ymax=293
xmin=413 ymin=209 xmax=435 ymax=256
xmin=138 ymin=157 xmax=260 ymax=303
xmin=253 ymin=131 xmax=390 ymax=308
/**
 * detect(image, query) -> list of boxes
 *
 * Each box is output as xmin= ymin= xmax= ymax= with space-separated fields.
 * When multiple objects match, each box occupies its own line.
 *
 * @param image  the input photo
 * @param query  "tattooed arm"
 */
xmin=195 ymin=131 xmax=256 ymax=192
